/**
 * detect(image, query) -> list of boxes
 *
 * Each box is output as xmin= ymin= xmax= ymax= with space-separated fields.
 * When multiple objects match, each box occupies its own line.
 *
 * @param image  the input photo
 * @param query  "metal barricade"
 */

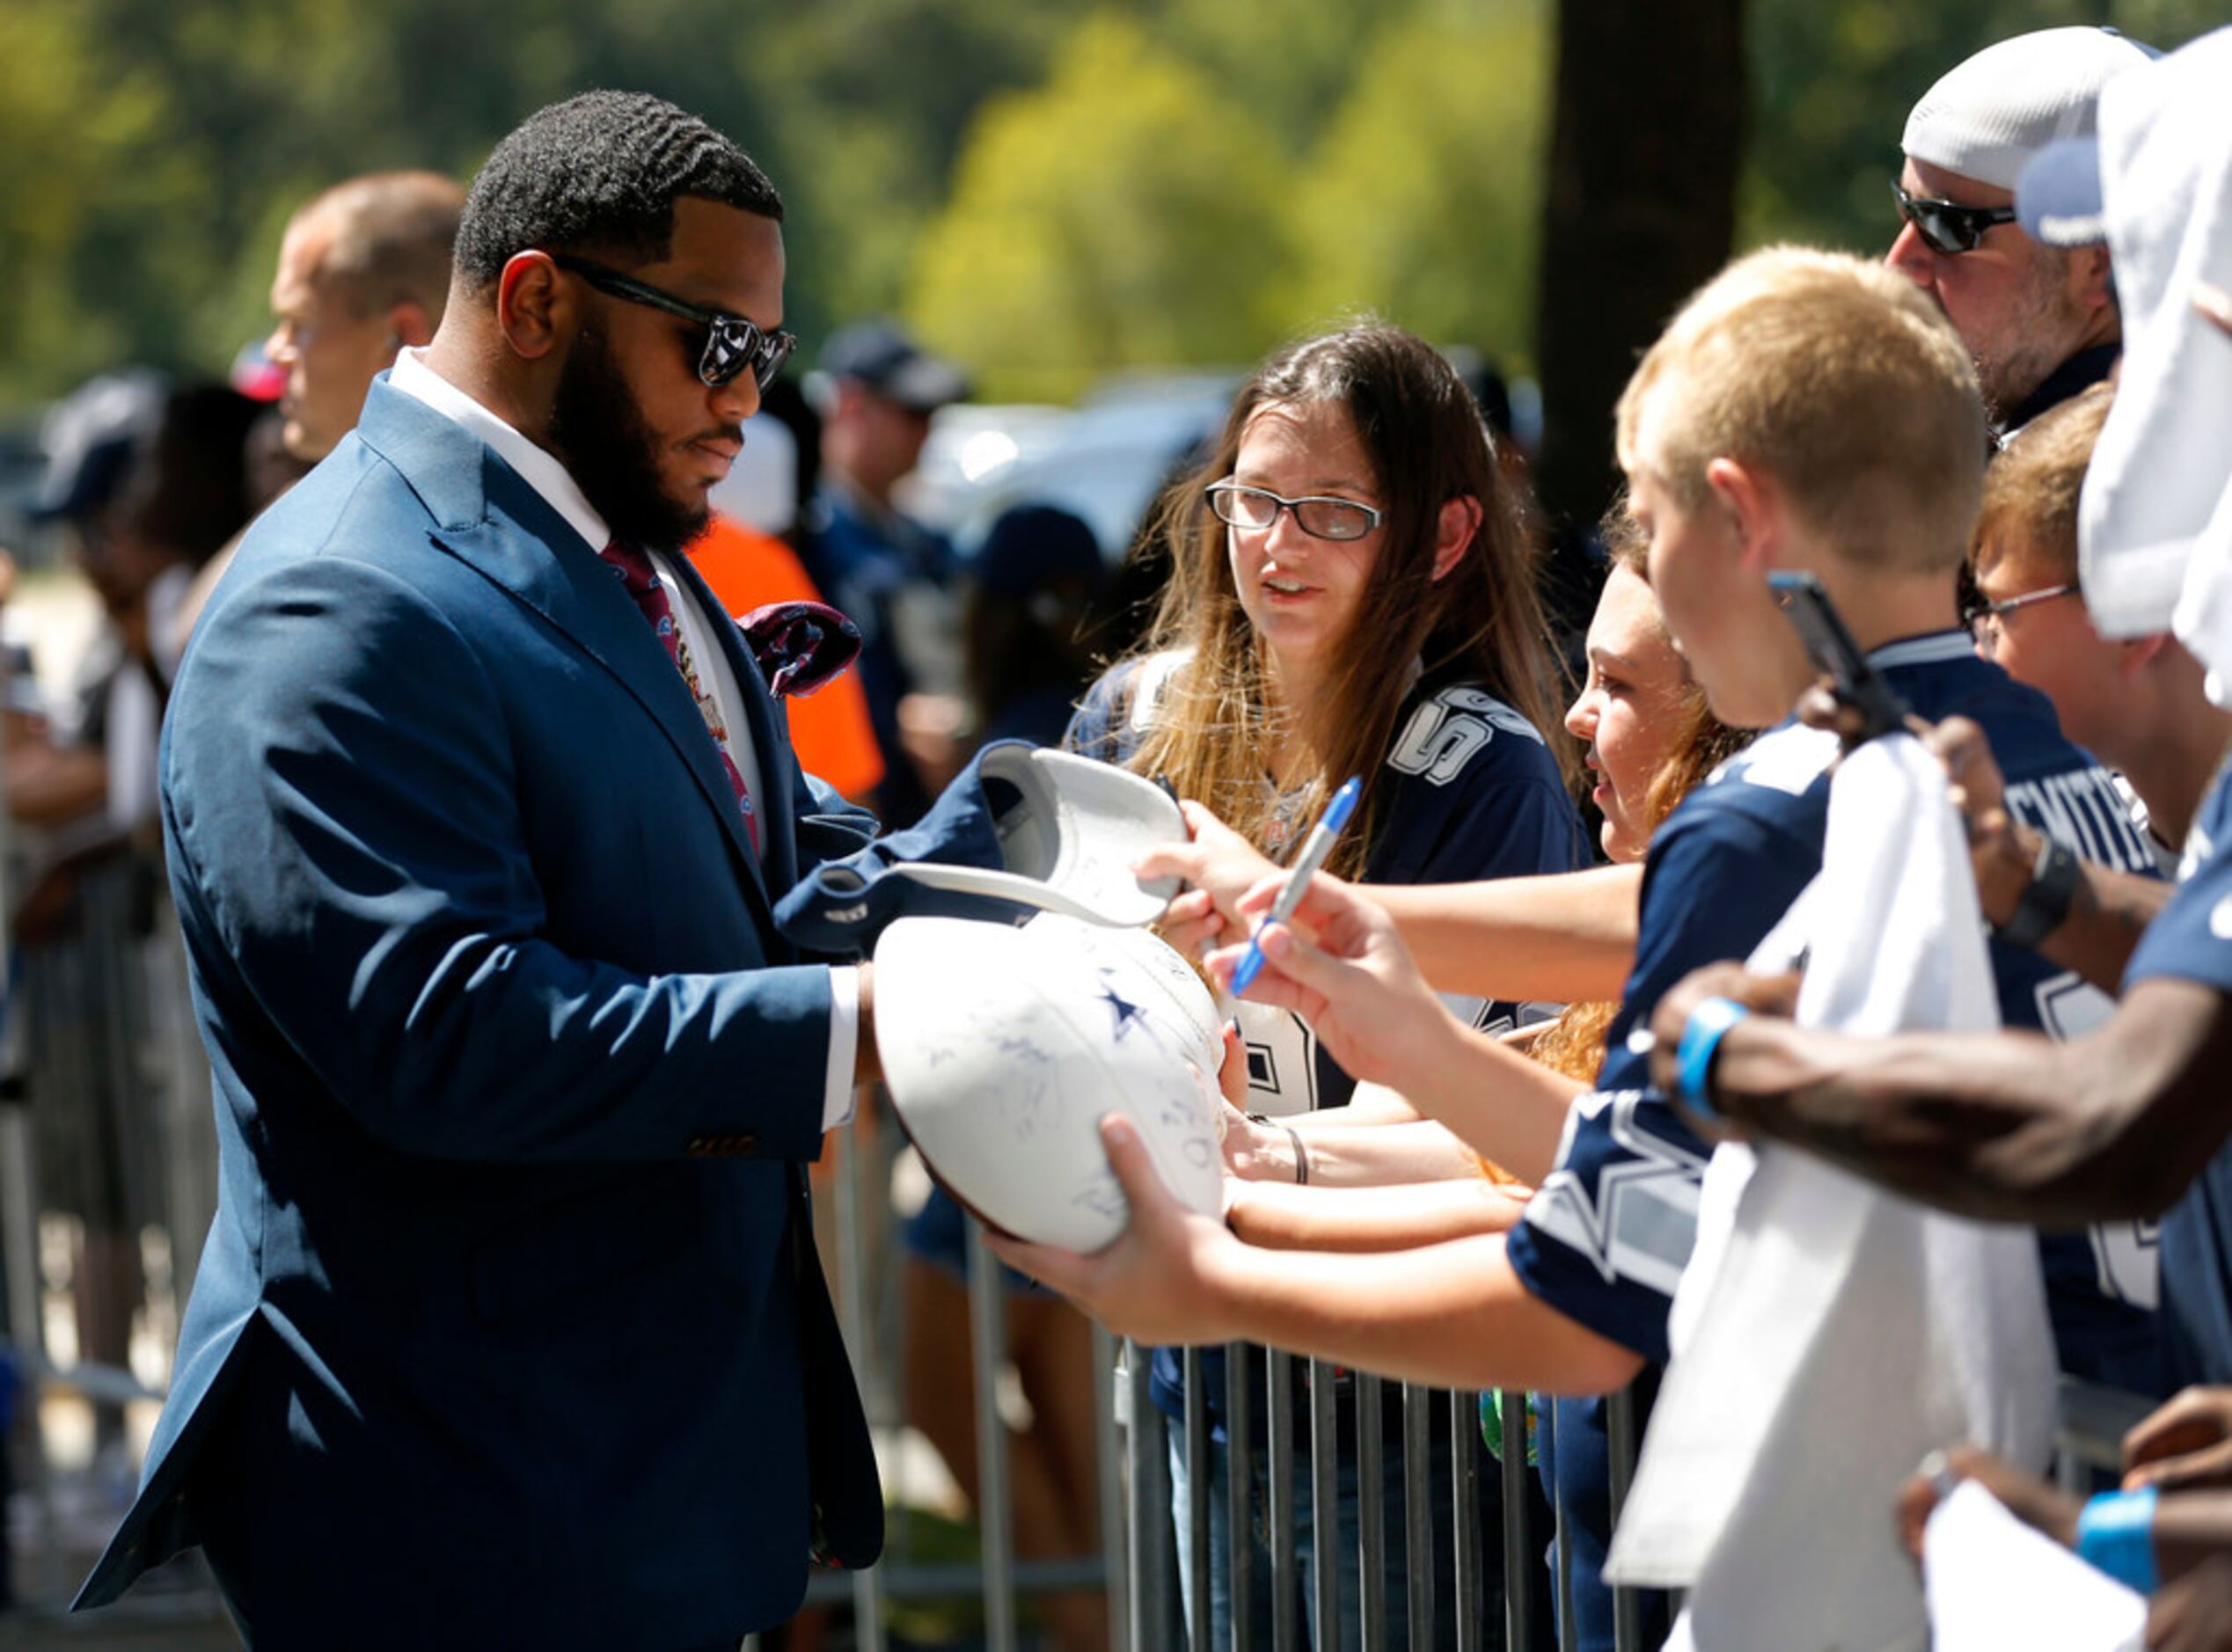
xmin=1109 ymin=1341 xmax=1628 ymax=1652
xmin=801 ymin=1107 xmax=1123 ymax=1646
xmin=1105 ymin=1348 xmax=2168 ymax=1652
xmin=4 ymin=841 xmax=219 ymax=1614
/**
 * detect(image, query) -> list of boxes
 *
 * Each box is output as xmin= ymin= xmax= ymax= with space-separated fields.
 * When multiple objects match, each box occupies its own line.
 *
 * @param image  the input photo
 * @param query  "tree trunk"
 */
xmin=1533 ymin=0 xmax=1747 ymax=537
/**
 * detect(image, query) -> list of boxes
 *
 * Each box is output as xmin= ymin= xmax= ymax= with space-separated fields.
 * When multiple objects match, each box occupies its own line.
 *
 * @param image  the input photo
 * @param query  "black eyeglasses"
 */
xmin=552 ymin=254 xmax=796 ymax=392
xmin=1891 ymin=181 xmax=2020 ymax=257
xmin=1205 ymin=481 xmax=1383 ymax=543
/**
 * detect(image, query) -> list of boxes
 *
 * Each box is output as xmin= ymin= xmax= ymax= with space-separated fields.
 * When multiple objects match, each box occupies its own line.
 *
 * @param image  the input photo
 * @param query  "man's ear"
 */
xmin=1431 ymin=494 xmax=1482 ymax=581
xmin=2120 ymin=632 xmax=2170 ymax=678
xmin=1703 ymin=456 xmax=1779 ymax=574
xmin=2070 ymin=245 xmax=2116 ymax=317
xmin=388 ymin=301 xmax=436 ymax=352
xmin=495 ymin=252 xmax=570 ymax=366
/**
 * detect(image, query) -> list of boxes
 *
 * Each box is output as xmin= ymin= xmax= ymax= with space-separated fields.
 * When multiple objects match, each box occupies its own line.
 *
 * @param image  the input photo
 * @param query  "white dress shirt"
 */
xmin=386 ymin=349 xmax=859 ymax=1129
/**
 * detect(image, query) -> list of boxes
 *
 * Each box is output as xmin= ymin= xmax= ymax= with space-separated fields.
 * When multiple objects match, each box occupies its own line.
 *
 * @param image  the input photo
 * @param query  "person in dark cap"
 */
xmin=19 ymin=374 xmax=260 ymax=837
xmin=803 ymin=319 xmax=971 ymax=822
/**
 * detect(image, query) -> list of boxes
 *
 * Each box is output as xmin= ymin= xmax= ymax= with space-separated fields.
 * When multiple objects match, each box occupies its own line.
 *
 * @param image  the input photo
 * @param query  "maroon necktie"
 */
xmin=599 ymin=540 xmax=760 ymax=854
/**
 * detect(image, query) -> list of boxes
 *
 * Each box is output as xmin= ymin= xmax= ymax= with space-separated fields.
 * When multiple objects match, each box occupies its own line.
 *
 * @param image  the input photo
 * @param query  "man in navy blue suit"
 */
xmin=75 ymin=91 xmax=921 ymax=1646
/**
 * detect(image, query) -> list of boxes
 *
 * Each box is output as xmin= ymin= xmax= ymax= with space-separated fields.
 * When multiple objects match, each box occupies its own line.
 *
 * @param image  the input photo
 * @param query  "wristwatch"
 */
xmin=1994 ymin=830 xmax=2078 ymax=949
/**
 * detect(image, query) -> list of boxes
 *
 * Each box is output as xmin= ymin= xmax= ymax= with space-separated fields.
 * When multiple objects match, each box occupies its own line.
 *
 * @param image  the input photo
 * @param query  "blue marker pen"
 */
xmin=1229 ymin=775 xmax=1363 ymax=997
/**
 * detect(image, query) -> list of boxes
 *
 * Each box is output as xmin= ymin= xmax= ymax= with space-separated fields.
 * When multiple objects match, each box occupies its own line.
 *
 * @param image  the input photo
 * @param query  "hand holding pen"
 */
xmin=1132 ymin=796 xmax=1300 ymax=960
xmin=1202 ymin=781 xmax=1460 ymax=1101
xmin=1227 ymin=776 xmax=1362 ymax=995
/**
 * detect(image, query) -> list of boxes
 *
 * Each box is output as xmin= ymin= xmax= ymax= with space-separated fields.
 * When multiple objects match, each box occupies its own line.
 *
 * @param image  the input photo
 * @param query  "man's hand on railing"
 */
xmin=2126 ymin=1388 xmax=2232 ymax=1495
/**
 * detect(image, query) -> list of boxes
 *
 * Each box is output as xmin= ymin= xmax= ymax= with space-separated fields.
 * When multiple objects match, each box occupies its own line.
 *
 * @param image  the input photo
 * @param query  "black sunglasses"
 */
xmin=552 ymin=254 xmax=796 ymax=392
xmin=1891 ymin=181 xmax=2019 ymax=257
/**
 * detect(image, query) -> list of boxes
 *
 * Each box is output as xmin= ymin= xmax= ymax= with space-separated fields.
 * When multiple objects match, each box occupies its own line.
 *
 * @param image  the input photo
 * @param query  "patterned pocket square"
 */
xmin=738 ymin=600 xmax=863 ymax=698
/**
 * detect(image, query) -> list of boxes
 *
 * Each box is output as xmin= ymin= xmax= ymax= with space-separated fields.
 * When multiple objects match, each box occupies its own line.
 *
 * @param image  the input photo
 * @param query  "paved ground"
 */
xmin=2 ymin=1560 xmax=236 ymax=1648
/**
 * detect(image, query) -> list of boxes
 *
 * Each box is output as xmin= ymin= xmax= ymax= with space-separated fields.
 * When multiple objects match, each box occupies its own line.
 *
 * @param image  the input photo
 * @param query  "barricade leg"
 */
xmin=1268 ymin=1349 xmax=1301 ymax=1652
xmin=1451 ymin=1390 xmax=1482 ymax=1652
xmin=1401 ymin=1383 xmax=1433 ymax=1651
xmin=1182 ymin=1347 xmax=1211 ymax=1649
xmin=1308 ymin=1359 xmax=1340 ymax=1644
xmin=1094 ymin=1323 xmax=1127 ymax=1650
xmin=1605 ymin=1385 xmax=1641 ymax=1652
xmin=1495 ymin=1392 xmax=1533 ymax=1652
xmin=834 ymin=1115 xmax=887 ymax=1652
xmin=1355 ymin=1373 xmax=1387 ymax=1652
xmin=1547 ymin=1400 xmax=1577 ymax=1652
xmin=1226 ymin=1344 xmax=1257 ymax=1652
xmin=967 ymin=1224 xmax=1018 ymax=1652
xmin=1123 ymin=1338 xmax=1179 ymax=1651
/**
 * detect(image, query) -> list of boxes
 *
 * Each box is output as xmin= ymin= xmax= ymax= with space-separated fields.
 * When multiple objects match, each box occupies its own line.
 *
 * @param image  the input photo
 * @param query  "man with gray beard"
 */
xmin=1889 ymin=26 xmax=2149 ymax=435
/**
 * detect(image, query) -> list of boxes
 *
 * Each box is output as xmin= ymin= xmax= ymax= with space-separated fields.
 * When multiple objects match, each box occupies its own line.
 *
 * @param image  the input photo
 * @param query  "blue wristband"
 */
xmin=2075 ymin=1487 xmax=2159 ymax=1595
xmin=1674 ymin=997 xmax=1751 ymax=1118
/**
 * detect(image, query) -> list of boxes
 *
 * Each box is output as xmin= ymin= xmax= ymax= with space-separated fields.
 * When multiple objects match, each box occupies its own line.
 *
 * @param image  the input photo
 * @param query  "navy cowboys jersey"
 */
xmin=2124 ymin=754 xmax=2232 ymax=1387
xmin=1502 ymin=632 xmax=2165 ymax=1652
xmin=1065 ymin=650 xmax=1589 ymax=1431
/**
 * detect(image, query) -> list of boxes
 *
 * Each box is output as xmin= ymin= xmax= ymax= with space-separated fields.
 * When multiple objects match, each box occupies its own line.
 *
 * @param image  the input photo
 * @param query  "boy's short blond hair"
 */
xmin=1972 ymin=382 xmax=2113 ymax=584
xmin=1615 ymin=246 xmax=1987 ymax=574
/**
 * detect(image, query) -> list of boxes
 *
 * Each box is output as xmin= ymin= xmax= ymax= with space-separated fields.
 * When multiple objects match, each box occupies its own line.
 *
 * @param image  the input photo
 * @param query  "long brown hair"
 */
xmin=1118 ymin=323 xmax=1573 ymax=874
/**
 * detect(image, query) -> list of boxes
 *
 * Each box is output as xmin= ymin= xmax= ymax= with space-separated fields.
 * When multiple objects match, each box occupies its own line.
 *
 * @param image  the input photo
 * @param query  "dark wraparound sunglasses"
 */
xmin=553 ymin=254 xmax=797 ymax=391
xmin=1891 ymin=181 xmax=2020 ymax=257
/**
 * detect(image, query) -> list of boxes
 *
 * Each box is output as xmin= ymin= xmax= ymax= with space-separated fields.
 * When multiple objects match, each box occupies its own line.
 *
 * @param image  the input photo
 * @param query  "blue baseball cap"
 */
xmin=2017 ymin=135 xmax=2108 ymax=248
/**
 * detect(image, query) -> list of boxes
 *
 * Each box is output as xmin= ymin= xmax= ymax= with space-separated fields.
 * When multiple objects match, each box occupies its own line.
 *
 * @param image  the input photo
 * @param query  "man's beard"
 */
xmin=547 ymin=325 xmax=708 ymax=555
xmin=1975 ymin=255 xmax=2094 ymax=425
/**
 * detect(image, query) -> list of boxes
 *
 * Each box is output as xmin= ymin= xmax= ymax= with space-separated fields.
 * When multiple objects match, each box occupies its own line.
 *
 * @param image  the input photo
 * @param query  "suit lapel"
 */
xmin=356 ymin=384 xmax=773 ymax=914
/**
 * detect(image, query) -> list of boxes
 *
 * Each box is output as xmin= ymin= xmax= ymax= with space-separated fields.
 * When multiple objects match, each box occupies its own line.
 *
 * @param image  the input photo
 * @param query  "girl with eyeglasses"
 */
xmin=1066 ymin=322 xmax=1585 ymax=1650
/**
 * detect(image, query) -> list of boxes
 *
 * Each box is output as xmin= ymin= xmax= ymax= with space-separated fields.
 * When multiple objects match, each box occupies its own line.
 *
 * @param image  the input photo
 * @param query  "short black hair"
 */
xmin=454 ymin=91 xmax=782 ymax=289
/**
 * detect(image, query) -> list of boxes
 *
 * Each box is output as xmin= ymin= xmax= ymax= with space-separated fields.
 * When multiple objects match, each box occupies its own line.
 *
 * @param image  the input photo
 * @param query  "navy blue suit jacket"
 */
xmin=77 ymin=380 xmax=887 ymax=1645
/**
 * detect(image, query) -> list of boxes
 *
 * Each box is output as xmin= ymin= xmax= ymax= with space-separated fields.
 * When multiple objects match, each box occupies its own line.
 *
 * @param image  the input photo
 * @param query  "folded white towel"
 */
xmin=1609 ymin=735 xmax=2057 ymax=1652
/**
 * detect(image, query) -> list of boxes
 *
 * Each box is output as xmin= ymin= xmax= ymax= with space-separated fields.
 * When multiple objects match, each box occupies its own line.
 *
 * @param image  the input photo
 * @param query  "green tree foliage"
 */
xmin=0 ymin=0 xmax=189 ymax=399
xmin=738 ymin=0 xmax=1077 ymax=331
xmin=905 ymin=15 xmax=1293 ymax=403
xmin=1276 ymin=2 xmax=1550 ymax=366
xmin=5 ymin=0 xmax=2225 ymax=419
xmin=0 ymin=0 xmax=1075 ymax=410
xmin=1144 ymin=0 xmax=1387 ymax=154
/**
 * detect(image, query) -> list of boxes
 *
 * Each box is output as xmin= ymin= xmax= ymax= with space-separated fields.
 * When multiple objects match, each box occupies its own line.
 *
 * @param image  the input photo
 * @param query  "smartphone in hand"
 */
xmin=1767 ymin=570 xmax=1912 ymax=743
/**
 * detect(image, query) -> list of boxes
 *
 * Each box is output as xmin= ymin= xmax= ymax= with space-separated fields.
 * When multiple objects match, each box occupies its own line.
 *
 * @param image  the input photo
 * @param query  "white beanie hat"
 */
xmin=1902 ymin=26 xmax=2152 ymax=192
